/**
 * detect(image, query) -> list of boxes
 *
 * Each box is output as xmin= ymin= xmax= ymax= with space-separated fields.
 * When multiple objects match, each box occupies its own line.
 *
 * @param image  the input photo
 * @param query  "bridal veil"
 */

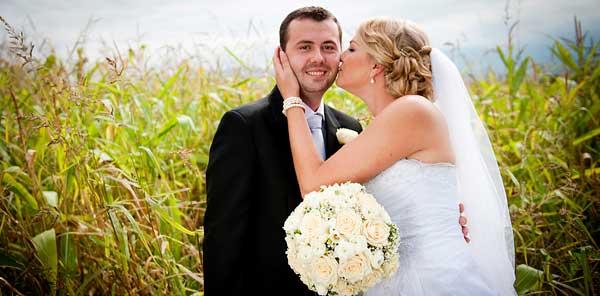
xmin=431 ymin=48 xmax=516 ymax=295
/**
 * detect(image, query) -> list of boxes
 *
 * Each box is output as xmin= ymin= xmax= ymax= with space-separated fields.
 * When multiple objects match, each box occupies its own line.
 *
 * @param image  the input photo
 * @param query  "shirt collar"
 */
xmin=302 ymin=100 xmax=325 ymax=120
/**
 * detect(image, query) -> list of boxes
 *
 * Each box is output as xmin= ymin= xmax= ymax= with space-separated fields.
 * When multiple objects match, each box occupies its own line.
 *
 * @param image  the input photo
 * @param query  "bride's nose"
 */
xmin=340 ymin=50 xmax=348 ymax=60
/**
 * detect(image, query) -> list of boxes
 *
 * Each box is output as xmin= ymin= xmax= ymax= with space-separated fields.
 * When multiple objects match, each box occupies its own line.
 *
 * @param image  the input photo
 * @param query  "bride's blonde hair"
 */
xmin=355 ymin=18 xmax=433 ymax=100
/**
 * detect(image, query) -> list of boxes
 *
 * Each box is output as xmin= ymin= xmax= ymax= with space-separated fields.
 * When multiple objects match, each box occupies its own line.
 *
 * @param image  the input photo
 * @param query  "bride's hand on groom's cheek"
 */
xmin=273 ymin=47 xmax=300 ymax=99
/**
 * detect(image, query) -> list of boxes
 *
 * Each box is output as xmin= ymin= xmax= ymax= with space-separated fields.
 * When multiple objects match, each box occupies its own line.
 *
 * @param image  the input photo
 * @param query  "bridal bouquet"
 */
xmin=283 ymin=182 xmax=400 ymax=296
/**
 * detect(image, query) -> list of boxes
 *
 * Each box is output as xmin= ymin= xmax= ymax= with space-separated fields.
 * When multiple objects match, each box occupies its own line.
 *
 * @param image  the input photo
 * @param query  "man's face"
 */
xmin=283 ymin=18 xmax=341 ymax=97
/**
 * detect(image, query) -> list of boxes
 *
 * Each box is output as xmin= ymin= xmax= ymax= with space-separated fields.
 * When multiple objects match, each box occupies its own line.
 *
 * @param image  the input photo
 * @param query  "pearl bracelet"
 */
xmin=282 ymin=96 xmax=305 ymax=116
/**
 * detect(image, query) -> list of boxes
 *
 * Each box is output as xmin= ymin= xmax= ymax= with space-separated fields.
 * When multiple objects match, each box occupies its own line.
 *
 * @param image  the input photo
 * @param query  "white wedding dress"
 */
xmin=364 ymin=158 xmax=497 ymax=296
xmin=359 ymin=48 xmax=516 ymax=295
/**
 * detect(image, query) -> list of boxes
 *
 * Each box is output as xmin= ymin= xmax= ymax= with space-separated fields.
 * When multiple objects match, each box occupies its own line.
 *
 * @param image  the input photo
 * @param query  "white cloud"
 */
xmin=1 ymin=0 xmax=598 ymax=70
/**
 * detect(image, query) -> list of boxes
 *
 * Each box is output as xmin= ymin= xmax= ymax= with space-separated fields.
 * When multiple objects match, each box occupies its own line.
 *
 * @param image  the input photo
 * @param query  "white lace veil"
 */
xmin=431 ymin=48 xmax=516 ymax=294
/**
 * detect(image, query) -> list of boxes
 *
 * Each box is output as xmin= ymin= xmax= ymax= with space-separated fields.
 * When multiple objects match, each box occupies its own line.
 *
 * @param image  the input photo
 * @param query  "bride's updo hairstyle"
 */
xmin=355 ymin=18 xmax=434 ymax=100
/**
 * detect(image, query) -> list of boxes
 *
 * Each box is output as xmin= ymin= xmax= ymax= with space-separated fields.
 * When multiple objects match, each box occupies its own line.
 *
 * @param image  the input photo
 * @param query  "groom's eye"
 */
xmin=323 ymin=45 xmax=336 ymax=51
xmin=299 ymin=45 xmax=311 ymax=51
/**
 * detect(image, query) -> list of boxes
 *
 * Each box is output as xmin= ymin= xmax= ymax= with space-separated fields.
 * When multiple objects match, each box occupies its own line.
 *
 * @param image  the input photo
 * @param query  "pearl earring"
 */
xmin=370 ymin=77 xmax=375 ymax=84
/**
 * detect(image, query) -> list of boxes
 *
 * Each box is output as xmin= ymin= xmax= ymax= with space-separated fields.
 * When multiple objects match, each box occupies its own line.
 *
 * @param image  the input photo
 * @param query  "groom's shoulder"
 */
xmin=229 ymin=96 xmax=269 ymax=119
xmin=328 ymin=105 xmax=353 ymax=119
xmin=327 ymin=104 xmax=361 ymax=126
xmin=219 ymin=94 xmax=273 ymax=128
xmin=228 ymin=86 xmax=282 ymax=119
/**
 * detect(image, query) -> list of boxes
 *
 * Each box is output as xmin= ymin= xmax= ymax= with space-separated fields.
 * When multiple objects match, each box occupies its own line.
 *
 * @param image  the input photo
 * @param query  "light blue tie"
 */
xmin=307 ymin=113 xmax=326 ymax=160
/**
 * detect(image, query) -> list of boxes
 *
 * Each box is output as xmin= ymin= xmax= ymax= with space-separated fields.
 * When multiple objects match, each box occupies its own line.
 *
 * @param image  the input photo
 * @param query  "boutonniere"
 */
xmin=336 ymin=128 xmax=359 ymax=145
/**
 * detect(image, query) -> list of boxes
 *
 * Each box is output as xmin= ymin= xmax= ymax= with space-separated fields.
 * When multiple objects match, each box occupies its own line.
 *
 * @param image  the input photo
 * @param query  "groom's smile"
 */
xmin=304 ymin=66 xmax=331 ymax=79
xmin=306 ymin=71 xmax=326 ymax=77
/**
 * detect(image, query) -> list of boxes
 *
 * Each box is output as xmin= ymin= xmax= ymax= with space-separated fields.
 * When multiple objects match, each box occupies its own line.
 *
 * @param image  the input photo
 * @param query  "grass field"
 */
xmin=0 ymin=17 xmax=598 ymax=295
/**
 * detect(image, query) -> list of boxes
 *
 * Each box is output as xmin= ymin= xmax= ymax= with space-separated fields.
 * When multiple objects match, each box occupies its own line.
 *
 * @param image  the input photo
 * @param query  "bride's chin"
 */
xmin=336 ymin=80 xmax=349 ymax=91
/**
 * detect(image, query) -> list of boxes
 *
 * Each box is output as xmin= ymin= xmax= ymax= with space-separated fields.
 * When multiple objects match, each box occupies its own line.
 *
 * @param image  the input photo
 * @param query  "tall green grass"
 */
xmin=0 ymin=17 xmax=598 ymax=295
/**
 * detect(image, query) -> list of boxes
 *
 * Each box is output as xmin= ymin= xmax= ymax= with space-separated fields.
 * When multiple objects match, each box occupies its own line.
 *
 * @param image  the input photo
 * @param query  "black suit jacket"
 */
xmin=203 ymin=87 xmax=363 ymax=295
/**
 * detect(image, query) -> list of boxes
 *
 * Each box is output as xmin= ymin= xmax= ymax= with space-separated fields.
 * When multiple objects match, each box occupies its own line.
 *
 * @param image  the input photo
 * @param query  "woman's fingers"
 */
xmin=279 ymin=49 xmax=290 ymax=70
xmin=273 ymin=47 xmax=283 ymax=73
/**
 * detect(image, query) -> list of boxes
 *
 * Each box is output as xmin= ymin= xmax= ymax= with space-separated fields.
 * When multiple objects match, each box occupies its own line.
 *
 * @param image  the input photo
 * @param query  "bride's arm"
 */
xmin=274 ymin=49 xmax=438 ymax=196
xmin=285 ymin=96 xmax=433 ymax=195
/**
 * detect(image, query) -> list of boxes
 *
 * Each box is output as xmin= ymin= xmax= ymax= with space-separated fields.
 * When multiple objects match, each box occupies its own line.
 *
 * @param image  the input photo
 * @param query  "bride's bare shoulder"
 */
xmin=382 ymin=95 xmax=440 ymax=123
xmin=394 ymin=95 xmax=435 ymax=108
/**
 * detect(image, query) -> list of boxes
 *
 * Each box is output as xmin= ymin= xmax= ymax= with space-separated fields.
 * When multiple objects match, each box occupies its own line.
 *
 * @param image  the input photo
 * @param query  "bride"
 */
xmin=273 ymin=17 xmax=516 ymax=295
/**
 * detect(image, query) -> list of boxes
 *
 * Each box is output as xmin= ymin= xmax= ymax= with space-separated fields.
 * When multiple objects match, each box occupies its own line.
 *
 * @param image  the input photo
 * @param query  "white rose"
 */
xmin=336 ymin=128 xmax=359 ymax=144
xmin=356 ymin=193 xmax=381 ymax=217
xmin=322 ymin=189 xmax=338 ymax=204
xmin=338 ymin=252 xmax=372 ymax=283
xmin=310 ymin=255 xmax=338 ymax=293
xmin=285 ymin=236 xmax=296 ymax=251
xmin=343 ymin=182 xmax=364 ymax=195
xmin=333 ymin=240 xmax=358 ymax=261
xmin=363 ymin=220 xmax=390 ymax=247
xmin=359 ymin=196 xmax=389 ymax=222
xmin=334 ymin=235 xmax=369 ymax=260
xmin=308 ymin=237 xmax=327 ymax=257
xmin=314 ymin=283 xmax=328 ymax=296
xmin=335 ymin=209 xmax=363 ymax=237
xmin=284 ymin=210 xmax=303 ymax=233
xmin=366 ymin=249 xmax=385 ymax=269
xmin=360 ymin=269 xmax=383 ymax=289
xmin=297 ymin=243 xmax=315 ymax=263
xmin=356 ymin=191 xmax=376 ymax=205
xmin=382 ymin=252 xmax=400 ymax=277
xmin=294 ymin=232 xmax=309 ymax=245
xmin=303 ymin=193 xmax=321 ymax=209
xmin=286 ymin=247 xmax=303 ymax=274
xmin=380 ymin=211 xmax=393 ymax=224
xmin=300 ymin=211 xmax=327 ymax=240
xmin=333 ymin=278 xmax=357 ymax=296
xmin=350 ymin=235 xmax=369 ymax=251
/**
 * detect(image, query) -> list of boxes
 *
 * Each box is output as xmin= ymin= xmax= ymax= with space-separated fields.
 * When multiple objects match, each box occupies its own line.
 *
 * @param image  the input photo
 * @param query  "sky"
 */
xmin=1 ymin=0 xmax=599 ymax=73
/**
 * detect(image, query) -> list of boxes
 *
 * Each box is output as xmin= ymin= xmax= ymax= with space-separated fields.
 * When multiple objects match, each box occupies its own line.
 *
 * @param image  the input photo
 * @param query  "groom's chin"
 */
xmin=300 ymin=81 xmax=334 ymax=94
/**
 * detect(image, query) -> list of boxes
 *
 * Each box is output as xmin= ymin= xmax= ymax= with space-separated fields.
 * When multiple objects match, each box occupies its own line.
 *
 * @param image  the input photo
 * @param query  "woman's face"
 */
xmin=337 ymin=39 xmax=375 ymax=93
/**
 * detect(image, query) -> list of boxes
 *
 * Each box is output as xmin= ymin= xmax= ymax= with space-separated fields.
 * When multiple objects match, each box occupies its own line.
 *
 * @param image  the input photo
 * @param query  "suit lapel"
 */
xmin=266 ymin=87 xmax=303 ymax=210
xmin=324 ymin=105 xmax=342 ymax=159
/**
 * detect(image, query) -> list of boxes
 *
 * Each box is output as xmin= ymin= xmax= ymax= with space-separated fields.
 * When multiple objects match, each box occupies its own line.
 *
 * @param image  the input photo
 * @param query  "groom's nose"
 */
xmin=309 ymin=50 xmax=325 ymax=64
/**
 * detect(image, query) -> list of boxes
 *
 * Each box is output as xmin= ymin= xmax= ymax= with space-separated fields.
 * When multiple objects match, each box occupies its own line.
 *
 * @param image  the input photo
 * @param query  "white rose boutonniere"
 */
xmin=336 ymin=128 xmax=359 ymax=145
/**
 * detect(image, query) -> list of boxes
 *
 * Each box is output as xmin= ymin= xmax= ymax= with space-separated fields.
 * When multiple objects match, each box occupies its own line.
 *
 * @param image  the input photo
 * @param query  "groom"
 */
xmin=203 ymin=6 xmax=468 ymax=295
xmin=203 ymin=7 xmax=360 ymax=295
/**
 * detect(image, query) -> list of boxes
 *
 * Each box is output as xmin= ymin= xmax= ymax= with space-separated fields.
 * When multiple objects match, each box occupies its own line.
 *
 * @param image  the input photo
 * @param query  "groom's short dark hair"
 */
xmin=279 ymin=6 xmax=342 ymax=51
